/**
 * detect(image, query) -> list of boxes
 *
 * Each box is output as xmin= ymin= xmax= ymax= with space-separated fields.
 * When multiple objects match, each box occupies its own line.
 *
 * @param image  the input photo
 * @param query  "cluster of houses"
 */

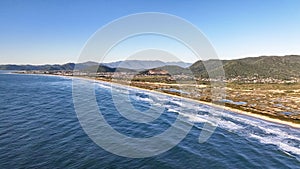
xmin=226 ymin=76 xmax=299 ymax=84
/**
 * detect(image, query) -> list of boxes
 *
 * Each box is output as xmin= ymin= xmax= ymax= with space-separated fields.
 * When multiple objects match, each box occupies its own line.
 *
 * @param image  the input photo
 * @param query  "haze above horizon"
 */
xmin=1 ymin=0 xmax=300 ymax=64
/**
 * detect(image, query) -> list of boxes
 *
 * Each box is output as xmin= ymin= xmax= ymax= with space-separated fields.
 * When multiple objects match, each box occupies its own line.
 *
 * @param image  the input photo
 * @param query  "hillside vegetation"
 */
xmin=190 ymin=55 xmax=300 ymax=79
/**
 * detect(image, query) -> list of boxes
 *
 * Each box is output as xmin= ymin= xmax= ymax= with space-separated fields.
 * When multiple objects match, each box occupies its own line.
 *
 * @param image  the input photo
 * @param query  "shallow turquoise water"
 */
xmin=0 ymin=72 xmax=299 ymax=168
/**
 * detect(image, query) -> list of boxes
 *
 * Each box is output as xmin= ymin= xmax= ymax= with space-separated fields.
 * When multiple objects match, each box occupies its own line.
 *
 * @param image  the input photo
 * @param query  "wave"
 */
xmin=166 ymin=97 xmax=300 ymax=157
xmin=249 ymin=133 xmax=300 ymax=156
xmin=92 ymin=79 xmax=300 ymax=157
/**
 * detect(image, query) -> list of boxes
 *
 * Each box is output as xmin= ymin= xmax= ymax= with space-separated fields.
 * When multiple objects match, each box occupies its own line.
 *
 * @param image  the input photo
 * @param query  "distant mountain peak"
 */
xmin=102 ymin=60 xmax=192 ymax=70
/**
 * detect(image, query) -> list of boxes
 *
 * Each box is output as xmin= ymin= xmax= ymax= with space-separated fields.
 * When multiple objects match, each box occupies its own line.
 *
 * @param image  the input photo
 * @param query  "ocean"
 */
xmin=0 ymin=71 xmax=300 ymax=168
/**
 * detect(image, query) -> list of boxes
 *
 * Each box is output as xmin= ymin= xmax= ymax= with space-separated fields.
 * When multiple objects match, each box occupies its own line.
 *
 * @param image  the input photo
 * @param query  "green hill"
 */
xmin=190 ymin=55 xmax=300 ymax=79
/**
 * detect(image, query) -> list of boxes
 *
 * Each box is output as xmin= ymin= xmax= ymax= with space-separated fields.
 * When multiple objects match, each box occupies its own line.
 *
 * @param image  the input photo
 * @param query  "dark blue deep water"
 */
xmin=0 ymin=71 xmax=300 ymax=168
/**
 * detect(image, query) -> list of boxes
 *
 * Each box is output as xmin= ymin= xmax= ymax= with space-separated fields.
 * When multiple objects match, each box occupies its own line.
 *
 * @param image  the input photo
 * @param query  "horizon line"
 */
xmin=1 ymin=54 xmax=299 ymax=66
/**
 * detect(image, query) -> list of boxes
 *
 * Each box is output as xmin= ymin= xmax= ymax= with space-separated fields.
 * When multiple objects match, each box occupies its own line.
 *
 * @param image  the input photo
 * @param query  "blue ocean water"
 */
xmin=0 ymin=71 xmax=300 ymax=168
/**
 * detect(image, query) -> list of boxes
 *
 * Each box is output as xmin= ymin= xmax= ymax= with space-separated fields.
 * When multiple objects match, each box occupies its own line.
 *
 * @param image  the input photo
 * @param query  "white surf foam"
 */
xmin=249 ymin=133 xmax=300 ymax=156
xmin=94 ymin=81 xmax=300 ymax=157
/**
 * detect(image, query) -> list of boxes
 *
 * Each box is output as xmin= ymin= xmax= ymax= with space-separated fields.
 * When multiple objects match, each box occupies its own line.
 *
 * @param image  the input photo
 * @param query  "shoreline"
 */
xmin=13 ymin=72 xmax=300 ymax=128
xmin=71 ymin=75 xmax=300 ymax=129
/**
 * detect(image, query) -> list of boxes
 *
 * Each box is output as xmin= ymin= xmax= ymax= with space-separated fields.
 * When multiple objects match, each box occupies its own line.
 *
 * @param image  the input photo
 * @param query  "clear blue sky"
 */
xmin=1 ymin=0 xmax=300 ymax=64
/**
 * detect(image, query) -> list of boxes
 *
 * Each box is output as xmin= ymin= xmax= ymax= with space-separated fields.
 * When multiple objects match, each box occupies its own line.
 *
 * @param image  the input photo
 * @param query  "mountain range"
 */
xmin=1 ymin=55 xmax=300 ymax=79
xmin=0 ymin=60 xmax=191 ymax=71
xmin=102 ymin=60 xmax=192 ymax=69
